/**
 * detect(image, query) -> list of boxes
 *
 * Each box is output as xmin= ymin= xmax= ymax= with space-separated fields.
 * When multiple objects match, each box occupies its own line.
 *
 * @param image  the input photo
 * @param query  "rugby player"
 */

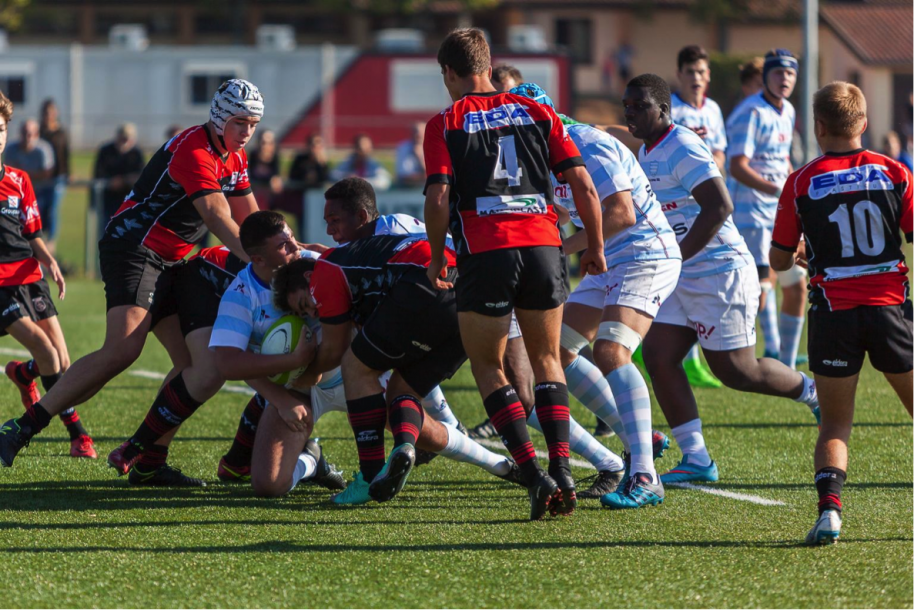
xmin=0 ymin=79 xmax=263 ymax=467
xmin=424 ymin=29 xmax=607 ymax=518
xmin=0 ymin=91 xmax=94 ymax=460
xmin=322 ymin=177 xmax=626 ymax=482
xmin=769 ymin=82 xmax=912 ymax=544
xmin=623 ymin=74 xmax=820 ymax=484
xmin=511 ymin=83 xmax=679 ymax=507
xmin=727 ymin=50 xmax=807 ymax=369
xmin=492 ymin=65 xmax=523 ymax=92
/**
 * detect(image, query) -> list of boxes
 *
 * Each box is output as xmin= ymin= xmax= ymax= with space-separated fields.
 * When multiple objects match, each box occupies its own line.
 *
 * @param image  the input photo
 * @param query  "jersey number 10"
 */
xmin=827 ymin=200 xmax=886 ymax=257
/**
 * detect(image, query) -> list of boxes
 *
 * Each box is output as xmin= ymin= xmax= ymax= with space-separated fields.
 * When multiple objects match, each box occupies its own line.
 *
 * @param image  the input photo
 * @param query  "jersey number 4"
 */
xmin=493 ymin=135 xmax=524 ymax=187
xmin=827 ymin=200 xmax=885 ymax=257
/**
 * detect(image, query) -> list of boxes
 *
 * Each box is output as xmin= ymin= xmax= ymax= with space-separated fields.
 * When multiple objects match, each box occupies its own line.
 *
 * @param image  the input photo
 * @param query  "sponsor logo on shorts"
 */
xmin=486 ymin=301 xmax=509 ymax=308
xmin=1 ymin=302 xmax=20 ymax=316
xmin=695 ymin=323 xmax=716 ymax=340
xmin=411 ymin=340 xmax=431 ymax=352
xmin=822 ymin=359 xmax=848 ymax=367
xmin=652 ymin=295 xmax=662 ymax=307
xmin=605 ymin=283 xmax=619 ymax=295
xmin=357 ymin=429 xmax=379 ymax=442
xmin=31 ymin=297 xmax=47 ymax=313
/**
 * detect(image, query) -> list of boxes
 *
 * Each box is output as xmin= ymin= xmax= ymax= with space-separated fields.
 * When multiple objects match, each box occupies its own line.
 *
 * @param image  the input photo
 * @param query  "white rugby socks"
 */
xmin=670 ymin=419 xmax=712 ymax=468
xmin=439 ymin=423 xmax=512 ymax=476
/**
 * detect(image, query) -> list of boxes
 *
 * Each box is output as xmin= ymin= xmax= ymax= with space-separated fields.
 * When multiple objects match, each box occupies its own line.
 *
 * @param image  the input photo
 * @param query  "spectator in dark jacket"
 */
xmin=94 ymin=123 xmax=144 ymax=221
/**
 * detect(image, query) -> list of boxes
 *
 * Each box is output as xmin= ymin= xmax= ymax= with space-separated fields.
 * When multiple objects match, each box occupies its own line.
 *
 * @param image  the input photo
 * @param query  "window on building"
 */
xmin=189 ymin=72 xmax=237 ymax=105
xmin=0 ymin=76 xmax=26 ymax=104
xmin=555 ymin=18 xmax=592 ymax=65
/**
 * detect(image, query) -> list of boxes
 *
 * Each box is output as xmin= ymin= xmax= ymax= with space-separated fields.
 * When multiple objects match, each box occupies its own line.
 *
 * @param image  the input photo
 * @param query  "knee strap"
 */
xmin=560 ymin=324 xmax=590 ymax=354
xmin=595 ymin=321 xmax=642 ymax=352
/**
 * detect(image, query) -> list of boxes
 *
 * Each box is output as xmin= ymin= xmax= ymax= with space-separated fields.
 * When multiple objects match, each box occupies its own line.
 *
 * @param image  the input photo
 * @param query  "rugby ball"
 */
xmin=261 ymin=315 xmax=312 ymax=385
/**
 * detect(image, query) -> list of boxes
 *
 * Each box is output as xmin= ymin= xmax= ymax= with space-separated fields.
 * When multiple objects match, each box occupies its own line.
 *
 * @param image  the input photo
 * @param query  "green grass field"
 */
xmin=0 ymin=278 xmax=911 ymax=608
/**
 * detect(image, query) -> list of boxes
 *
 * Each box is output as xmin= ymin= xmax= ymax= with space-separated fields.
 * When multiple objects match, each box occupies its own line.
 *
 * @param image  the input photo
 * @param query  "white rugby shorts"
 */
xmin=566 ymin=258 xmax=682 ymax=318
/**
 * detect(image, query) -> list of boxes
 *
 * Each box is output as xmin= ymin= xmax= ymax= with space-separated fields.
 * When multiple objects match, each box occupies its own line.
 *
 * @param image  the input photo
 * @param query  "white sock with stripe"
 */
xmin=528 ymin=411 xmax=623 ymax=472
xmin=606 ymin=363 xmax=656 ymax=482
xmin=670 ymin=419 xmax=712 ymax=468
xmin=422 ymin=386 xmax=460 ymax=428
xmin=759 ymin=284 xmax=781 ymax=356
xmin=288 ymin=452 xmax=318 ymax=492
xmin=564 ymin=355 xmax=628 ymax=452
xmin=439 ymin=423 xmax=511 ymax=476
xmin=778 ymin=313 xmax=804 ymax=370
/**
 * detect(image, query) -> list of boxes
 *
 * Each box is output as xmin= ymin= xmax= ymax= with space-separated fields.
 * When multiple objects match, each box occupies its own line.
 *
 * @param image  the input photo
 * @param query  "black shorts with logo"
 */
xmin=455 ymin=245 xmax=567 ymax=317
xmin=808 ymin=302 xmax=913 ymax=377
xmin=173 ymin=257 xmax=235 ymax=337
xmin=0 ymin=278 xmax=58 ymax=336
xmin=350 ymin=273 xmax=466 ymax=398
xmin=99 ymin=239 xmax=183 ymax=327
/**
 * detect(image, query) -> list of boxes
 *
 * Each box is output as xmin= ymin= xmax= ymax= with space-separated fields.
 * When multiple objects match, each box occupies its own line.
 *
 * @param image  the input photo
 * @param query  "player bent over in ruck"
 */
xmin=424 ymin=29 xmax=606 ymax=520
xmin=769 ymin=82 xmax=913 ymax=544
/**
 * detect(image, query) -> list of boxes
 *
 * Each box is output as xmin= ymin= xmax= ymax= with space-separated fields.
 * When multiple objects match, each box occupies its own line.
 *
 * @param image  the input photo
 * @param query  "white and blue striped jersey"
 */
xmin=640 ymin=125 xmax=751 ymax=278
xmin=553 ymin=122 xmax=680 ymax=265
xmin=671 ymin=93 xmax=727 ymax=153
xmin=210 ymin=252 xmax=342 ymax=390
xmin=726 ymin=91 xmax=795 ymax=228
xmin=372 ymin=213 xmax=454 ymax=250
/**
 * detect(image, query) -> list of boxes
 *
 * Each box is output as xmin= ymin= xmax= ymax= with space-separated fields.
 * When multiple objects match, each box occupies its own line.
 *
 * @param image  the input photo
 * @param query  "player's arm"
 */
xmin=681 ymin=177 xmax=733 ymax=261
xmin=227 ymin=192 xmax=259 ymax=225
xmin=193 ymin=192 xmax=250 ymax=263
xmin=28 ymin=236 xmax=65 ymax=299
xmin=424 ymin=183 xmax=452 ymax=290
xmin=769 ymin=176 xmax=802 ymax=271
xmin=553 ymin=201 xmax=572 ymax=226
xmin=563 ymin=190 xmax=635 ymax=254
xmin=563 ymin=165 xmax=606 ymax=275
xmin=214 ymin=330 xmax=316 ymax=381
xmin=729 ymin=155 xmax=780 ymax=195
xmin=245 ymin=378 xmax=311 ymax=434
xmin=712 ymin=150 xmax=726 ymax=173
xmin=297 ymin=320 xmax=353 ymax=385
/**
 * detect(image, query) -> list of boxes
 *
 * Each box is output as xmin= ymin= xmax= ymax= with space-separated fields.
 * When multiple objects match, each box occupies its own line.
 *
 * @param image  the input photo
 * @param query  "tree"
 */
xmin=0 ymin=0 xmax=31 ymax=31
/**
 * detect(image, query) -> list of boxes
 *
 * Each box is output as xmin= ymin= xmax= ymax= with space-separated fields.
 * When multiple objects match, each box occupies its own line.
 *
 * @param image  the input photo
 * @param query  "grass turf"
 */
xmin=0 ymin=279 xmax=911 ymax=608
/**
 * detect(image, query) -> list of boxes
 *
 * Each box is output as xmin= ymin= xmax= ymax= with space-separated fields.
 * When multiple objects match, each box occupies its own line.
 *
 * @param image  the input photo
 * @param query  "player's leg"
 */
xmin=219 ymin=393 xmax=268 ymax=481
xmin=866 ymin=302 xmax=913 ymax=417
xmin=885 ymin=372 xmax=913 ymax=416
xmin=250 ymin=394 xmax=315 ymax=498
xmin=746 ymin=224 xmax=781 ymax=358
xmin=777 ymin=265 xmax=808 ymax=369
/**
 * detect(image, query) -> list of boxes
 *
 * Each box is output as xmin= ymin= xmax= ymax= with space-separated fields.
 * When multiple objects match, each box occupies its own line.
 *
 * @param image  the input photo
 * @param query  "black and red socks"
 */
xmin=815 ymin=467 xmax=847 ymax=514
xmin=15 ymin=402 xmax=52 ymax=436
xmin=389 ymin=395 xmax=425 ymax=447
xmin=483 ymin=385 xmax=539 ymax=478
xmin=131 ymin=373 xmax=203 ymax=449
xmin=134 ymin=444 xmax=169 ymax=475
xmin=533 ymin=382 xmax=571 ymax=473
xmin=346 ymin=393 xmax=387 ymax=481
xmin=223 ymin=394 xmax=267 ymax=468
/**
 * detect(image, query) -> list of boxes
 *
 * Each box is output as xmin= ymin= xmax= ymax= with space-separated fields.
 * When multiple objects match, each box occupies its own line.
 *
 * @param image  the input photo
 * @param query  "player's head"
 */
xmin=739 ymin=57 xmax=765 ymax=98
xmin=763 ymin=49 xmax=798 ymax=100
xmin=272 ymin=256 xmax=317 ymax=318
xmin=676 ymin=45 xmax=711 ymax=100
xmin=323 ymin=177 xmax=379 ymax=244
xmin=813 ymin=81 xmax=867 ymax=145
xmin=492 ymin=65 xmax=523 ymax=92
xmin=437 ymin=28 xmax=492 ymax=101
xmin=240 ymin=210 xmax=299 ymax=269
xmin=509 ymin=83 xmax=555 ymax=109
xmin=21 ymin=118 xmax=39 ymax=149
xmin=623 ymin=73 xmax=672 ymax=141
xmin=210 ymin=78 xmax=264 ymax=152
xmin=0 ymin=90 xmax=13 ymax=156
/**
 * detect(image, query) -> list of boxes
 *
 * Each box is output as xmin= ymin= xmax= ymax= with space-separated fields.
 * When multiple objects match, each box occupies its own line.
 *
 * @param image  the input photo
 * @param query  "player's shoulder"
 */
xmin=569 ymin=123 xmax=623 ymax=157
xmin=2 ymin=165 xmax=30 ymax=186
xmin=166 ymin=126 xmax=215 ymax=162
xmin=704 ymin=96 xmax=724 ymax=116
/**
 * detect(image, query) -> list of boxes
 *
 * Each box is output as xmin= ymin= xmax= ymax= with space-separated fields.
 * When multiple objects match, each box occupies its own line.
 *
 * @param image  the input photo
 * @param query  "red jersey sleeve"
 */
xmin=168 ymin=144 xmax=222 ymax=201
xmin=771 ymin=170 xmax=802 ymax=252
xmin=19 ymin=171 xmax=42 ymax=239
xmin=543 ymin=105 xmax=584 ymax=175
xmin=423 ymin=112 xmax=453 ymax=192
xmin=310 ymin=259 xmax=353 ymax=324
xmin=225 ymin=150 xmax=252 ymax=197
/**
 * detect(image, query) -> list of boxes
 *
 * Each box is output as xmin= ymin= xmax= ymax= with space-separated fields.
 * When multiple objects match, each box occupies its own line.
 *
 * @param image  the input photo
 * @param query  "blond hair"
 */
xmin=813 ymin=81 xmax=867 ymax=138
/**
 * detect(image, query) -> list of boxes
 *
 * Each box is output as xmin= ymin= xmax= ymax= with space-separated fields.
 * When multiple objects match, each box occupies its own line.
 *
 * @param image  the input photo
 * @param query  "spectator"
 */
xmin=164 ymin=124 xmax=183 ymax=141
xmin=492 ymin=65 xmax=523 ymax=92
xmin=738 ymin=57 xmax=765 ymax=100
xmin=288 ymin=133 xmax=328 ymax=188
xmin=248 ymin=129 xmax=283 ymax=209
xmin=883 ymin=130 xmax=913 ymax=171
xmin=94 ymin=123 xmax=144 ymax=221
xmin=5 ymin=119 xmax=56 ymax=250
xmin=39 ymin=99 xmax=69 ymax=255
xmin=330 ymin=133 xmax=391 ymax=191
xmin=395 ymin=123 xmax=426 ymax=186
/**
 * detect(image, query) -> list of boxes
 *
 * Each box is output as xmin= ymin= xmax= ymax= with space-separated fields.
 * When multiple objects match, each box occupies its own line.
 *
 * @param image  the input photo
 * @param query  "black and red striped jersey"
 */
xmin=0 ymin=166 xmax=43 ymax=287
xmin=186 ymin=245 xmax=248 ymax=298
xmin=310 ymin=234 xmax=457 ymax=325
xmin=773 ymin=149 xmax=913 ymax=311
xmin=103 ymin=125 xmax=251 ymax=262
xmin=423 ymin=91 xmax=583 ymax=258
xmin=191 ymin=245 xmax=247 ymax=275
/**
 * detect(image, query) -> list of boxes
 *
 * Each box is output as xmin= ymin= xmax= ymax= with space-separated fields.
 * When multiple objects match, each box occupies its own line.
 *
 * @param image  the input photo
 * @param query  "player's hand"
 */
xmin=48 ymin=261 xmax=66 ymax=300
xmin=293 ymin=326 xmax=318 ymax=368
xmin=795 ymin=240 xmax=808 ymax=269
xmin=580 ymin=248 xmax=607 ymax=276
xmin=297 ymin=241 xmax=329 ymax=254
xmin=277 ymin=400 xmax=312 ymax=434
xmin=689 ymin=126 xmax=709 ymax=139
xmin=426 ymin=257 xmax=453 ymax=291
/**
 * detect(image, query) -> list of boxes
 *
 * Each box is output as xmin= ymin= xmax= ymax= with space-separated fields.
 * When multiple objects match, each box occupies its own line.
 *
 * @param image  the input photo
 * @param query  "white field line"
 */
xmin=0 ymin=347 xmax=785 ymax=505
xmin=479 ymin=438 xmax=786 ymax=507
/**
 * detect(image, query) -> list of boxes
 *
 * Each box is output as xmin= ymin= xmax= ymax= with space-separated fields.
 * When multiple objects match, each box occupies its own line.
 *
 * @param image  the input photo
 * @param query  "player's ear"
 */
xmin=303 ymin=270 xmax=313 ymax=283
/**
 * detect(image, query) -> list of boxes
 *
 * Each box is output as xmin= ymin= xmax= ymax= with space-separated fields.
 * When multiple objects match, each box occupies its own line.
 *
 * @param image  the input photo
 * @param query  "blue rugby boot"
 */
xmin=332 ymin=472 xmax=372 ymax=505
xmin=660 ymin=455 xmax=720 ymax=484
xmin=600 ymin=472 xmax=664 ymax=509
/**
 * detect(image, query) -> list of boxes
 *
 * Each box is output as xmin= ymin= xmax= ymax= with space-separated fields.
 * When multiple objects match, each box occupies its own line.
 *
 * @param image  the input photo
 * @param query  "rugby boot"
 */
xmin=0 ymin=418 xmax=31 ymax=467
xmin=467 ymin=418 xmax=498 ymax=440
xmin=497 ymin=460 xmax=528 ymax=488
xmin=593 ymin=418 xmax=615 ymax=438
xmin=660 ymin=456 xmax=719 ymax=484
xmin=683 ymin=357 xmax=722 ymax=388
xmin=107 ymin=440 xmax=141 ymax=476
xmin=303 ymin=439 xmax=347 ymax=491
xmin=548 ymin=465 xmax=577 ymax=517
xmin=806 ymin=509 xmax=841 ymax=546
xmin=653 ymin=429 xmax=671 ymax=459
xmin=5 ymin=361 xmax=40 ymax=408
xmin=368 ymin=443 xmax=416 ymax=503
xmin=332 ymin=472 xmax=372 ymax=505
xmin=70 ymin=434 xmax=97 ymax=459
xmin=577 ymin=469 xmax=625 ymax=499
xmin=455 ymin=420 xmax=469 ymax=436
xmin=217 ymin=456 xmax=251 ymax=482
xmin=526 ymin=470 xmax=559 ymax=521
xmin=413 ymin=447 xmax=439 ymax=468
xmin=128 ymin=464 xmax=207 ymax=487
xmin=601 ymin=472 xmax=664 ymax=509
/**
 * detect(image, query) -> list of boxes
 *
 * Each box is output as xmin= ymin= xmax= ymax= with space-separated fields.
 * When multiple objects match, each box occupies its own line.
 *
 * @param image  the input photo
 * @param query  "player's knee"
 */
xmin=251 ymin=475 xmax=291 ymax=498
xmin=593 ymin=322 xmax=640 ymax=373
